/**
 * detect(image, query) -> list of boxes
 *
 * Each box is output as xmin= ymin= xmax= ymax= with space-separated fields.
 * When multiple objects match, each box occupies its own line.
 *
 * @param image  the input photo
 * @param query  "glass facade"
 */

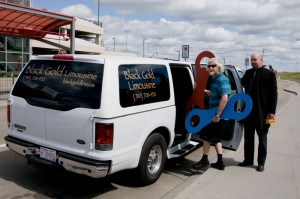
xmin=5 ymin=0 xmax=31 ymax=6
xmin=0 ymin=0 xmax=32 ymax=72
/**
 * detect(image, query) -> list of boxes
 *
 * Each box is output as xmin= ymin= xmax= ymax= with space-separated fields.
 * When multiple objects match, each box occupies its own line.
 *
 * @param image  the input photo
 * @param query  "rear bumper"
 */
xmin=4 ymin=136 xmax=110 ymax=178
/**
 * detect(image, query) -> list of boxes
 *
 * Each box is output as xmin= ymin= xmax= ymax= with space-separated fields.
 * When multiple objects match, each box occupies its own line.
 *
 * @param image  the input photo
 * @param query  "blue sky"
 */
xmin=33 ymin=0 xmax=179 ymax=21
xmin=31 ymin=0 xmax=300 ymax=71
xmin=33 ymin=1 xmax=116 ymax=18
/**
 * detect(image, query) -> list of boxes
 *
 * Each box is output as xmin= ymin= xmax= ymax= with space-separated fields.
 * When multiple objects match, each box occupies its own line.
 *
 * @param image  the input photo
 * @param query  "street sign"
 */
xmin=182 ymin=45 xmax=189 ymax=58
xmin=245 ymin=57 xmax=249 ymax=67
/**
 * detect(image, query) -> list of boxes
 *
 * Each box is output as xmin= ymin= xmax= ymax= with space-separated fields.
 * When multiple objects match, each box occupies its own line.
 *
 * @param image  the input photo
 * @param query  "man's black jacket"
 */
xmin=242 ymin=67 xmax=278 ymax=128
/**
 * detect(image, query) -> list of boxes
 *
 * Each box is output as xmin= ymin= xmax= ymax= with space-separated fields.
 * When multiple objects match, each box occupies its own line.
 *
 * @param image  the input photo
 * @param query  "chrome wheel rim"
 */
xmin=147 ymin=145 xmax=162 ymax=174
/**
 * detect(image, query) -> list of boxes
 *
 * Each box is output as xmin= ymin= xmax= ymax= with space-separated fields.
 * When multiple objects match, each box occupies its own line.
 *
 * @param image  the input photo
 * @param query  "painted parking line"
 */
xmin=0 ymin=144 xmax=6 ymax=148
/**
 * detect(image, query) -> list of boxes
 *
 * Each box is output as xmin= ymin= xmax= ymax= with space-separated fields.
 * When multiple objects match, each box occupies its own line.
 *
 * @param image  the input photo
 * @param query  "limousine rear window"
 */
xmin=12 ymin=60 xmax=104 ymax=111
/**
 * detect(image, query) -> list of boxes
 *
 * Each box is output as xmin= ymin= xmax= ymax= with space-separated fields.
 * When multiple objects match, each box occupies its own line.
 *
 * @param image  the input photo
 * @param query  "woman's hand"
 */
xmin=212 ymin=115 xmax=220 ymax=123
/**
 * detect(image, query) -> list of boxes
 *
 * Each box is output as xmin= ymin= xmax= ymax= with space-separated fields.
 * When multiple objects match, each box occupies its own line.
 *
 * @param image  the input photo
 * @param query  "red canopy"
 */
xmin=0 ymin=1 xmax=73 ymax=39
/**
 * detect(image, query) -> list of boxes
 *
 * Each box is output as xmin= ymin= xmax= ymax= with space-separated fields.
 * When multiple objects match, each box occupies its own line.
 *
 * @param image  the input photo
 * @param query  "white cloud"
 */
xmin=205 ymin=27 xmax=238 ymax=42
xmin=60 ymin=4 xmax=93 ymax=18
xmin=60 ymin=0 xmax=300 ymax=71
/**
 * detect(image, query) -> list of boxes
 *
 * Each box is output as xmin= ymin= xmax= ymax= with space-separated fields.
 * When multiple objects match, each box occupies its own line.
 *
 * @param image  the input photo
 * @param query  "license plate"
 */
xmin=40 ymin=147 xmax=57 ymax=162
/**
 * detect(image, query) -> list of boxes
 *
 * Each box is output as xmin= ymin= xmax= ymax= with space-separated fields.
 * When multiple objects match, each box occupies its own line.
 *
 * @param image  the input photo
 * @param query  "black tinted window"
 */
xmin=119 ymin=64 xmax=170 ymax=107
xmin=12 ymin=60 xmax=103 ymax=111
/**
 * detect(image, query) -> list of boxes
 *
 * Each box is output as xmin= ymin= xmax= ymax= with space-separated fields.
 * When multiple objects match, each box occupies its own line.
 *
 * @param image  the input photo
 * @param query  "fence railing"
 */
xmin=0 ymin=72 xmax=17 ymax=100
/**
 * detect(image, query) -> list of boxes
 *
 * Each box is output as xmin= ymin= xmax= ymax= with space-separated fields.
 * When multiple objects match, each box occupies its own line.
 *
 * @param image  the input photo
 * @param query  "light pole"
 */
xmin=143 ymin=37 xmax=147 ymax=57
xmin=222 ymin=58 xmax=225 ymax=65
xmin=146 ymin=42 xmax=151 ymax=57
xmin=176 ymin=50 xmax=180 ymax=61
xmin=97 ymin=0 xmax=100 ymax=26
xmin=112 ymin=37 xmax=115 ymax=51
xmin=124 ymin=30 xmax=129 ymax=52
xmin=262 ymin=48 xmax=267 ymax=60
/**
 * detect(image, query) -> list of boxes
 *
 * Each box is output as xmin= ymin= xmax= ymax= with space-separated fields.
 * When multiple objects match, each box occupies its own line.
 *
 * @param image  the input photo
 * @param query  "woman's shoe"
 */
xmin=211 ymin=161 xmax=225 ymax=170
xmin=192 ymin=159 xmax=209 ymax=169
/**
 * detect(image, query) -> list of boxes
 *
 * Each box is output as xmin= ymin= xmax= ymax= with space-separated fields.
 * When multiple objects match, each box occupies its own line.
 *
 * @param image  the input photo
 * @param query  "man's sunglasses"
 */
xmin=207 ymin=64 xmax=217 ymax=68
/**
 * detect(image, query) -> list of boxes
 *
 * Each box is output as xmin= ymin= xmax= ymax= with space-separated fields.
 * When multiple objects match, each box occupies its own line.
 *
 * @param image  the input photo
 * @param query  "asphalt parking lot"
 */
xmin=0 ymin=79 xmax=299 ymax=199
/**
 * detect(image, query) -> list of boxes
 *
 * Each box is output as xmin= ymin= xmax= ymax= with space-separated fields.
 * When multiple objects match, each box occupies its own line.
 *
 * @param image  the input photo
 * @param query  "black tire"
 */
xmin=136 ymin=133 xmax=167 ymax=185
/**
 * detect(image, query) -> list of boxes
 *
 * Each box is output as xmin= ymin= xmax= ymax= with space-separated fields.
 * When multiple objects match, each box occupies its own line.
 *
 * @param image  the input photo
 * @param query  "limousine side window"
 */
xmin=119 ymin=64 xmax=170 ymax=107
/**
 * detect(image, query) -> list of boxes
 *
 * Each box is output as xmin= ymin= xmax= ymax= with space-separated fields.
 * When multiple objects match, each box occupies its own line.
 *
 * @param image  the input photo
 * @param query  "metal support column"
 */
xmin=70 ymin=18 xmax=75 ymax=54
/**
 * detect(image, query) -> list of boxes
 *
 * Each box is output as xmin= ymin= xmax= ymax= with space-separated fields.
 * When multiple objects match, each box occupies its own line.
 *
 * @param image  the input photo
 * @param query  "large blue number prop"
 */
xmin=185 ymin=93 xmax=252 ymax=134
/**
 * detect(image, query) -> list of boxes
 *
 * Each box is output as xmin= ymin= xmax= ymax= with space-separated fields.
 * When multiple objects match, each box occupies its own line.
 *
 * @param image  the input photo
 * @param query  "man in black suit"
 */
xmin=239 ymin=52 xmax=278 ymax=172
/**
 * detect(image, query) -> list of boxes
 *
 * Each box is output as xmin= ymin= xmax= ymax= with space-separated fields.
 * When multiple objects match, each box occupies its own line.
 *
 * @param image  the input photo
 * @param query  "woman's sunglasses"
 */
xmin=207 ymin=64 xmax=217 ymax=68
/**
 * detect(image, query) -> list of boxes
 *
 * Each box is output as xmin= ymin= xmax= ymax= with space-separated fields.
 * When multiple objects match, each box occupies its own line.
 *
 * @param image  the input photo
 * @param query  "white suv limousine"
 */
xmin=5 ymin=54 xmax=243 ymax=185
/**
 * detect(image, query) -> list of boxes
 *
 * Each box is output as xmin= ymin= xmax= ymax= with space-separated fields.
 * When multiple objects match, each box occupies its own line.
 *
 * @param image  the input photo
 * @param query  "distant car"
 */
xmin=263 ymin=65 xmax=277 ymax=73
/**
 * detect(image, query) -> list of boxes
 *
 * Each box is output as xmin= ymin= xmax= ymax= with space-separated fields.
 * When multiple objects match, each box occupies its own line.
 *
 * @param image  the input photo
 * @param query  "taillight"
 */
xmin=95 ymin=123 xmax=113 ymax=151
xmin=7 ymin=104 xmax=11 ymax=127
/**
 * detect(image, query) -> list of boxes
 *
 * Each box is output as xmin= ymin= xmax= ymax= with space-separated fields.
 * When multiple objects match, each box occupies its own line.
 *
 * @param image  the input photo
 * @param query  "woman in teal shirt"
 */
xmin=192 ymin=58 xmax=231 ymax=171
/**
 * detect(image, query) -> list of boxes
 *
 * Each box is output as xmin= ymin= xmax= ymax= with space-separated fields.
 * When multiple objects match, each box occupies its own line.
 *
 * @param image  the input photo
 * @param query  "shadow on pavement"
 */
xmin=0 ymin=148 xmax=203 ymax=198
xmin=0 ymin=150 xmax=138 ymax=198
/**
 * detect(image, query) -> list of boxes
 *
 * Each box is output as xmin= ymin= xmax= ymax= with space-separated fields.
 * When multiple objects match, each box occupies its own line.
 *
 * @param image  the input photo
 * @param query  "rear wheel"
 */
xmin=136 ymin=133 xmax=167 ymax=185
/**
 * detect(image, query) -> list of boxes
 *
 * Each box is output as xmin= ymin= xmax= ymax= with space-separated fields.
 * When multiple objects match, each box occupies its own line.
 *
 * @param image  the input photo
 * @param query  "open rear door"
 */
xmin=192 ymin=66 xmax=244 ymax=151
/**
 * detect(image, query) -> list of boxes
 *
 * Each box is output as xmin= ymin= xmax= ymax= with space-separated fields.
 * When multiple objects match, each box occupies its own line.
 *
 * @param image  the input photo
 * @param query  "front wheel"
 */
xmin=136 ymin=133 xmax=167 ymax=185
